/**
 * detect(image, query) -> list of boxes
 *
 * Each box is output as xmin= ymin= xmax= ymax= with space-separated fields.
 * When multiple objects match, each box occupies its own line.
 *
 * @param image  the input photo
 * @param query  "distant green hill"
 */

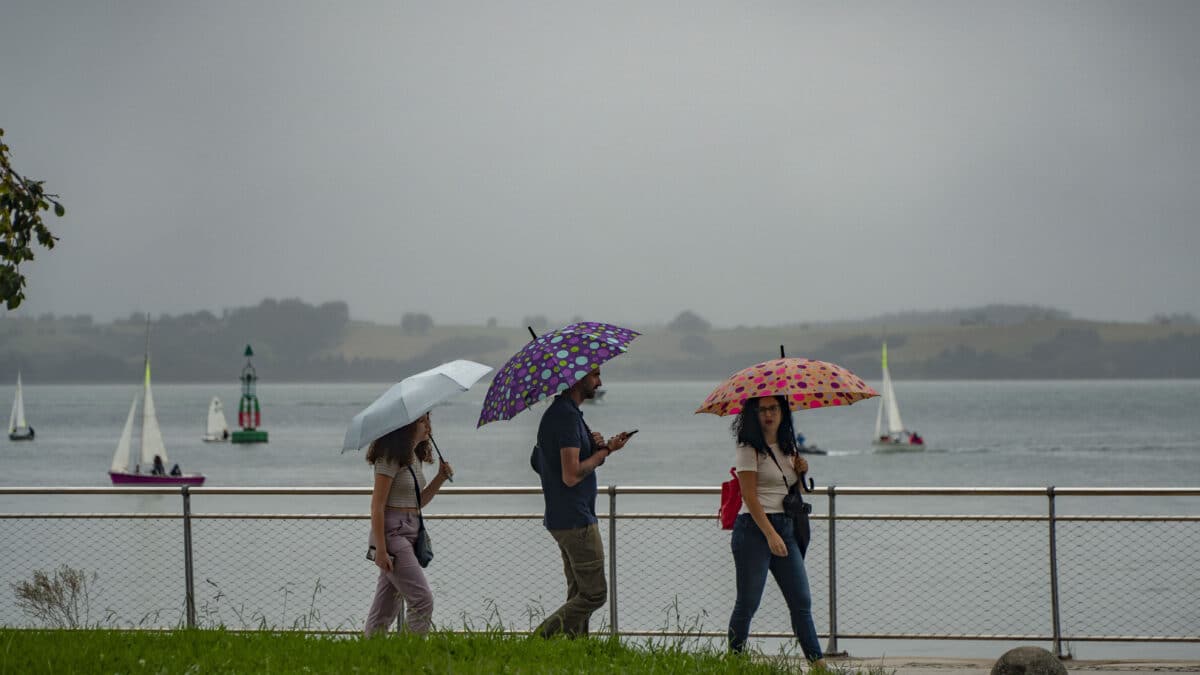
xmin=3 ymin=301 xmax=1199 ymax=382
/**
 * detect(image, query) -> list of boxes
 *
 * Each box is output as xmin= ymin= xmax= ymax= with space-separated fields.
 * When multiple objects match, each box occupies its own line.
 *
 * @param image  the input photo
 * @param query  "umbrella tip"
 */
xmin=528 ymin=326 xmax=538 ymax=340
xmin=780 ymin=344 xmax=786 ymax=358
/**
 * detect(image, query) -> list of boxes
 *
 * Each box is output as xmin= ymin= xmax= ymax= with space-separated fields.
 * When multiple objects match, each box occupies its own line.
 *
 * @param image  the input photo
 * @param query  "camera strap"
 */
xmin=763 ymin=446 xmax=795 ymax=492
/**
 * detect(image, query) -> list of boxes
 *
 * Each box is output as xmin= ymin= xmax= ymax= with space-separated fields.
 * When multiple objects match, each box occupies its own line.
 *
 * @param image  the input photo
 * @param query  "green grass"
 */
xmin=0 ymin=629 xmax=876 ymax=674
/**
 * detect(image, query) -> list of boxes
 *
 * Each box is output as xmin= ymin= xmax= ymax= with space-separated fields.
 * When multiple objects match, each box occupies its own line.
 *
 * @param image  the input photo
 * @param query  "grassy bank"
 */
xmin=0 ymin=629 xmax=858 ymax=674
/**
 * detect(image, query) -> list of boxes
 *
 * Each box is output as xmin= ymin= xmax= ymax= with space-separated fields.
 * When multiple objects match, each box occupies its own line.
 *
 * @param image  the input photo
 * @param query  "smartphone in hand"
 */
xmin=366 ymin=545 xmax=393 ymax=563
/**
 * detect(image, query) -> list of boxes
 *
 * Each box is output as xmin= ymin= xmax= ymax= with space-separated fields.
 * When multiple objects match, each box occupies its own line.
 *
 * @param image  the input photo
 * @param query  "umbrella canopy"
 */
xmin=696 ymin=357 xmax=878 ymax=417
xmin=342 ymin=359 xmax=493 ymax=452
xmin=477 ymin=321 xmax=640 ymax=427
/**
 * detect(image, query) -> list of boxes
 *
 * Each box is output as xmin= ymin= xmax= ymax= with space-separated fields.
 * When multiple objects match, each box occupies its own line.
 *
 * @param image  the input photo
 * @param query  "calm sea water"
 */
xmin=3 ymin=380 xmax=1198 ymax=659
xmin=4 ymin=380 xmax=1199 ymax=497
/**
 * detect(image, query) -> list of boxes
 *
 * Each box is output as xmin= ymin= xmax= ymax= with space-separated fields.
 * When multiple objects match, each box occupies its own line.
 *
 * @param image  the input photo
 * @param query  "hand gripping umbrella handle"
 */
xmin=430 ymin=436 xmax=453 ymax=482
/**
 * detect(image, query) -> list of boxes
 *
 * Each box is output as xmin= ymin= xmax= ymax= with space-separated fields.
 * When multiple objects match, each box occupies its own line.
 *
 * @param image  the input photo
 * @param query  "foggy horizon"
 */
xmin=3 ymin=2 xmax=1199 ymax=328
xmin=0 ymin=296 xmax=1130 ymax=330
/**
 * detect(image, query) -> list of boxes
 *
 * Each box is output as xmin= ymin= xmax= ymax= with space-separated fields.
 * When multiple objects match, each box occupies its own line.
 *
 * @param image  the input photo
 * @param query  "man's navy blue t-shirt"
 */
xmin=536 ymin=395 xmax=598 ymax=531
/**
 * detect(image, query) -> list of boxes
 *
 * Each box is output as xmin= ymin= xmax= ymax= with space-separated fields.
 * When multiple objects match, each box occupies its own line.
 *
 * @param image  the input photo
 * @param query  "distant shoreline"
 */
xmin=5 ymin=301 xmax=1200 ymax=382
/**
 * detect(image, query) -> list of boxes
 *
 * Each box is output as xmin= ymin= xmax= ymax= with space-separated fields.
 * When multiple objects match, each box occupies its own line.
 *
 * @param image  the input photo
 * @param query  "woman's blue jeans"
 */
xmin=728 ymin=512 xmax=823 ymax=661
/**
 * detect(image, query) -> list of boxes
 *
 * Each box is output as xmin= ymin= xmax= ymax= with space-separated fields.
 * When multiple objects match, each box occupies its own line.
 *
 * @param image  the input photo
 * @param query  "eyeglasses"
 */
xmin=757 ymin=405 xmax=782 ymax=415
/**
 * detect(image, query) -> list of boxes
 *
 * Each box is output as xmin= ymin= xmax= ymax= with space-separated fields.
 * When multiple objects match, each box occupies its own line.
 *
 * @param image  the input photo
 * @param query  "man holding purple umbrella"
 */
xmin=531 ymin=367 xmax=634 ymax=638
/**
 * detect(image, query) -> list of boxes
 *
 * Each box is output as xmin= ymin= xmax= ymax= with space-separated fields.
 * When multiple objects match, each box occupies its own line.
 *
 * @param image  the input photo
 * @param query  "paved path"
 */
xmin=830 ymin=656 xmax=1200 ymax=675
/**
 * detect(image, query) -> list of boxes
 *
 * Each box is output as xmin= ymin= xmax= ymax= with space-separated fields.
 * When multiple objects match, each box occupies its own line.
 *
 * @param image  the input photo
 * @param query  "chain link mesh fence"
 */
xmin=1057 ymin=517 xmax=1200 ymax=639
xmin=1 ymin=488 xmax=1197 ymax=649
xmin=833 ymin=516 xmax=1049 ymax=637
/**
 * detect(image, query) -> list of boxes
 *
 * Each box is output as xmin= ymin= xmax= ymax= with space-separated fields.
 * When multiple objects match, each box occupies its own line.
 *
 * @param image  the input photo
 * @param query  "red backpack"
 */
xmin=719 ymin=467 xmax=741 ymax=529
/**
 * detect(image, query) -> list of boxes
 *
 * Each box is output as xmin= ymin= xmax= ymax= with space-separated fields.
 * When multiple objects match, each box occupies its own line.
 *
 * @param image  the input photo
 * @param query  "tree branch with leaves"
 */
xmin=1 ymin=128 xmax=65 ymax=309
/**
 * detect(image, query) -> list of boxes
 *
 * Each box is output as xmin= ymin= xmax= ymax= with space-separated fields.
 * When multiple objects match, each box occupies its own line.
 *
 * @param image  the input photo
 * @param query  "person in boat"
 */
xmin=222 ymin=429 xmax=230 ymax=440
xmin=363 ymin=413 xmax=453 ymax=637
xmin=170 ymin=464 xmax=182 ymax=477
xmin=909 ymin=431 xmax=924 ymax=445
xmin=727 ymin=395 xmax=826 ymax=668
xmin=152 ymin=455 xmax=166 ymax=476
xmin=795 ymin=431 xmax=806 ymax=448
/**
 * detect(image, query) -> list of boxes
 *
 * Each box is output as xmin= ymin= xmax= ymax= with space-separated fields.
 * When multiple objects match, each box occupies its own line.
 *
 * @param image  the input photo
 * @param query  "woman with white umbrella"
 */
xmin=364 ymin=413 xmax=453 ymax=636
xmin=348 ymin=360 xmax=492 ymax=636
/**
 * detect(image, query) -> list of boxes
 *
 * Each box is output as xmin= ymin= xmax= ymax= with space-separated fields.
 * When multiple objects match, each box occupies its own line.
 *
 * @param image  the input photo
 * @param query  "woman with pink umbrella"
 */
xmin=698 ymin=354 xmax=877 ymax=667
xmin=726 ymin=395 xmax=825 ymax=666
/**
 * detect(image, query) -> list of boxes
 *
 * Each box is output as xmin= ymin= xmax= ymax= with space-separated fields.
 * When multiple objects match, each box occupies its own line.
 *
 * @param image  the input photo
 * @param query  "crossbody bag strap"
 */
xmin=407 ymin=465 xmax=426 ymax=528
xmin=763 ymin=447 xmax=793 ymax=490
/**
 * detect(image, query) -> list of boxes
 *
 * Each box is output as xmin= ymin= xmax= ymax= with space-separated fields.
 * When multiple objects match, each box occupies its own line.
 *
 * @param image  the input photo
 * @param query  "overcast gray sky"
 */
xmin=3 ymin=1 xmax=1198 ymax=328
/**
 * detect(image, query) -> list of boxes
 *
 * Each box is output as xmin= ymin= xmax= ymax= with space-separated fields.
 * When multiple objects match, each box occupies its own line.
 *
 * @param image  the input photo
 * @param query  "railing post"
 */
xmin=1047 ymin=486 xmax=1067 ymax=659
xmin=182 ymin=486 xmax=196 ymax=629
xmin=825 ymin=485 xmax=846 ymax=656
xmin=608 ymin=485 xmax=618 ymax=637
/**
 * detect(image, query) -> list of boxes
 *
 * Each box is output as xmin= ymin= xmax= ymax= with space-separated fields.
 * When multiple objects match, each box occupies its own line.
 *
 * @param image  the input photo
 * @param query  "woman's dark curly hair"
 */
xmin=731 ymin=395 xmax=798 ymax=457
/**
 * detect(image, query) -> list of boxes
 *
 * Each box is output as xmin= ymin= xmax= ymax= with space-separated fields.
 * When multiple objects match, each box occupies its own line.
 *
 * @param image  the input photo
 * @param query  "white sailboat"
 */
xmin=202 ymin=396 xmax=230 ymax=442
xmin=109 ymin=352 xmax=205 ymax=485
xmin=872 ymin=342 xmax=925 ymax=449
xmin=8 ymin=371 xmax=35 ymax=441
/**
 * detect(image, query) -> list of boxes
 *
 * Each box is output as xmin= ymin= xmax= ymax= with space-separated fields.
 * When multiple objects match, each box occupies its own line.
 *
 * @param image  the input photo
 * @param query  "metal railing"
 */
xmin=1 ymin=486 xmax=1197 ymax=658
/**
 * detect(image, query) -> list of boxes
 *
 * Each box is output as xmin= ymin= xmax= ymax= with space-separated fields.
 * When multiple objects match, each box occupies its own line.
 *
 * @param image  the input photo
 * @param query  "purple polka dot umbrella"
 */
xmin=695 ymin=357 xmax=878 ymax=417
xmin=477 ymin=322 xmax=641 ymax=427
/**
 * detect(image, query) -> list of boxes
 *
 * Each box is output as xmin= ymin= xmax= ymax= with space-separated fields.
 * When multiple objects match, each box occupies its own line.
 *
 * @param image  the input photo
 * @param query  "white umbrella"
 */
xmin=342 ymin=359 xmax=493 ymax=452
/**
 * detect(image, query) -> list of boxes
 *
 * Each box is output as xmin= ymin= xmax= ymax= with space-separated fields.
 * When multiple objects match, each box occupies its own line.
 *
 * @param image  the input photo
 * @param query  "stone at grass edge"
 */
xmin=990 ymin=646 xmax=1067 ymax=675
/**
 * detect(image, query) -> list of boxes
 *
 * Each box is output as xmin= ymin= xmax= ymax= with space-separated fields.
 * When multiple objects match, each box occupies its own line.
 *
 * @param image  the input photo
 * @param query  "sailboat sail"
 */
xmin=873 ymin=379 xmax=885 ymax=439
xmin=874 ymin=342 xmax=922 ymax=446
xmin=8 ymin=371 xmax=35 ymax=440
xmin=882 ymin=369 xmax=905 ymax=435
xmin=139 ymin=358 xmax=168 ymax=466
xmin=206 ymin=397 xmax=228 ymax=437
xmin=111 ymin=396 xmax=139 ymax=472
xmin=10 ymin=371 xmax=28 ymax=432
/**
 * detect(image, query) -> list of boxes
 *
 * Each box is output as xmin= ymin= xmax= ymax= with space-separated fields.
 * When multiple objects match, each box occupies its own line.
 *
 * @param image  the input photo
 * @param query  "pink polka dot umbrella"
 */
xmin=695 ymin=357 xmax=878 ymax=417
xmin=477 ymin=321 xmax=641 ymax=427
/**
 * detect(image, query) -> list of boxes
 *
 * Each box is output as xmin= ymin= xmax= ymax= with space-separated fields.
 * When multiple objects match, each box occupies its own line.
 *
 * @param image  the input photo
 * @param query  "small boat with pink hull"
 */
xmin=108 ymin=349 xmax=205 ymax=486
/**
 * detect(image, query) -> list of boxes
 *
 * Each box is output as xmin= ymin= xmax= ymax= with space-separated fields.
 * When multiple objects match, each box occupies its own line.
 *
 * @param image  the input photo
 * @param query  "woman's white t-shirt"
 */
xmin=734 ymin=442 xmax=798 ymax=514
xmin=374 ymin=459 xmax=426 ymax=509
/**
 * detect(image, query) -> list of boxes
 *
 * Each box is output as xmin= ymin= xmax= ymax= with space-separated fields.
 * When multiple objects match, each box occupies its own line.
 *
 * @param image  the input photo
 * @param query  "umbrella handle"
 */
xmin=802 ymin=472 xmax=814 ymax=493
xmin=429 ymin=436 xmax=453 ymax=482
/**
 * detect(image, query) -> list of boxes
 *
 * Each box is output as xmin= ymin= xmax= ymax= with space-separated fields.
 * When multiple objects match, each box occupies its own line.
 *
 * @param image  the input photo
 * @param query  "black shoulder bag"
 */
xmin=407 ymin=465 xmax=434 ymax=568
xmin=765 ymin=449 xmax=812 ymax=558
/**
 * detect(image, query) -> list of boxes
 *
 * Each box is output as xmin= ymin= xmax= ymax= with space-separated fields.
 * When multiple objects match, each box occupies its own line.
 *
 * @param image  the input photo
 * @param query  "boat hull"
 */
xmin=8 ymin=430 xmax=35 ymax=441
xmin=872 ymin=440 xmax=925 ymax=453
xmin=109 ymin=471 xmax=206 ymax=486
